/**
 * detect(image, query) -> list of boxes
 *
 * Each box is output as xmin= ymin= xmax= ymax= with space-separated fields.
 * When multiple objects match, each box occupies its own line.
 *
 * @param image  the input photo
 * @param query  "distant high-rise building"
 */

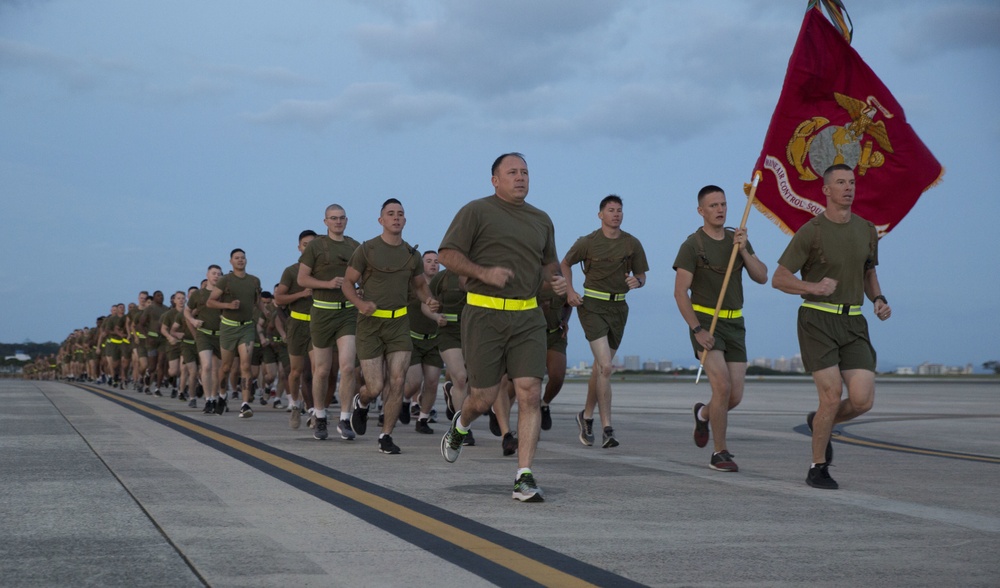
xmin=751 ymin=357 xmax=771 ymax=369
xmin=790 ymin=354 xmax=804 ymax=373
xmin=624 ymin=355 xmax=640 ymax=370
xmin=657 ymin=360 xmax=673 ymax=372
xmin=642 ymin=360 xmax=657 ymax=371
xmin=774 ymin=356 xmax=791 ymax=372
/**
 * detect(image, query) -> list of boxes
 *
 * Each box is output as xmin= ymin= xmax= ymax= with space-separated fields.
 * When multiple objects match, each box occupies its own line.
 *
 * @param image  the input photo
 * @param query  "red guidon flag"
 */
xmin=750 ymin=1 xmax=943 ymax=236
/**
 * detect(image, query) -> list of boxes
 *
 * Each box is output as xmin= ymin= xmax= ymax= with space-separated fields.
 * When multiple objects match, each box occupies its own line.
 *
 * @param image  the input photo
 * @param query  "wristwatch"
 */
xmin=691 ymin=325 xmax=703 ymax=334
xmin=873 ymin=295 xmax=888 ymax=305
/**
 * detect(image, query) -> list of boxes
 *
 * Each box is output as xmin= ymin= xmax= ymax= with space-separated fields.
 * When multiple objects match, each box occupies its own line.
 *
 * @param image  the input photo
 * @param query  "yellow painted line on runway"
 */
xmin=83 ymin=385 xmax=598 ymax=588
xmin=835 ymin=434 xmax=1000 ymax=464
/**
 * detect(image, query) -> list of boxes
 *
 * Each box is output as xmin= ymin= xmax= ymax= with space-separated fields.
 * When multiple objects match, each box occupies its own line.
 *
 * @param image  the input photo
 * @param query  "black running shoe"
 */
xmin=378 ymin=434 xmax=401 ymax=455
xmin=314 ymin=417 xmax=328 ymax=440
xmin=203 ymin=399 xmax=215 ymax=414
xmin=502 ymin=432 xmax=518 ymax=456
xmin=350 ymin=394 xmax=368 ymax=436
xmin=602 ymin=427 xmax=619 ymax=448
xmin=415 ymin=418 xmax=434 ymax=434
xmin=806 ymin=462 xmax=838 ymax=489
xmin=488 ymin=407 xmax=501 ymax=437
xmin=238 ymin=403 xmax=254 ymax=418
xmin=540 ymin=405 xmax=552 ymax=431
xmin=512 ymin=472 xmax=544 ymax=503
xmin=214 ymin=397 xmax=226 ymax=416
xmin=399 ymin=401 xmax=411 ymax=425
xmin=462 ymin=429 xmax=476 ymax=446
xmin=170 ymin=388 xmax=178 ymax=399
xmin=806 ymin=411 xmax=834 ymax=464
xmin=576 ymin=410 xmax=594 ymax=446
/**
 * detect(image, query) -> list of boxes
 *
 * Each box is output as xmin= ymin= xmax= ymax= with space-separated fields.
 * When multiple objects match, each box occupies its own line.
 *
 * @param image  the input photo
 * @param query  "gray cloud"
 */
xmin=893 ymin=3 xmax=1000 ymax=60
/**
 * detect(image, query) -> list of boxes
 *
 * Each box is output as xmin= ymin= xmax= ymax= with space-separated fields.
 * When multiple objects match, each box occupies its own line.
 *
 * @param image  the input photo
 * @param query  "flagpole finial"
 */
xmin=808 ymin=0 xmax=853 ymax=43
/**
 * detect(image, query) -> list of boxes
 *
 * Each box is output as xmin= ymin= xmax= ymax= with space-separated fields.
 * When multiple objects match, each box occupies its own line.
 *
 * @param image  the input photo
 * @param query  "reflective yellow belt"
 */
xmin=801 ymin=301 xmax=862 ymax=316
xmin=466 ymin=293 xmax=538 ymax=311
xmin=136 ymin=333 xmax=147 ymax=339
xmin=290 ymin=311 xmax=311 ymax=322
xmin=271 ymin=336 xmax=284 ymax=343
xmin=182 ymin=339 xmax=196 ymax=345
xmin=442 ymin=313 xmax=459 ymax=322
xmin=220 ymin=317 xmax=254 ymax=327
xmin=547 ymin=326 xmax=563 ymax=334
xmin=197 ymin=327 xmax=220 ymax=336
xmin=147 ymin=331 xmax=160 ymax=338
xmin=371 ymin=307 xmax=407 ymax=319
xmin=410 ymin=331 xmax=438 ymax=340
xmin=313 ymin=300 xmax=354 ymax=311
xmin=583 ymin=288 xmax=627 ymax=302
xmin=692 ymin=304 xmax=743 ymax=319
xmin=110 ymin=338 xmax=123 ymax=344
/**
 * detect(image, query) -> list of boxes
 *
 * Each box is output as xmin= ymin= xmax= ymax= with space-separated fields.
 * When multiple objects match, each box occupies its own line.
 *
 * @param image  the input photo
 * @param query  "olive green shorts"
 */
xmin=577 ymin=297 xmax=629 ymax=351
xmin=108 ymin=342 xmax=122 ymax=361
xmin=220 ymin=322 xmax=255 ymax=352
xmin=167 ymin=342 xmax=182 ymax=361
xmin=689 ymin=314 xmax=747 ymax=363
xmin=195 ymin=330 xmax=221 ymax=359
xmin=546 ymin=325 xmax=568 ymax=354
xmin=437 ymin=321 xmax=462 ymax=351
xmin=797 ymin=307 xmax=876 ymax=372
xmin=251 ymin=343 xmax=263 ymax=366
xmin=356 ymin=314 xmax=412 ymax=360
xmin=461 ymin=305 xmax=546 ymax=388
xmin=286 ymin=317 xmax=312 ymax=357
xmin=181 ymin=341 xmax=198 ymax=363
xmin=310 ymin=305 xmax=357 ymax=349
xmin=409 ymin=334 xmax=443 ymax=368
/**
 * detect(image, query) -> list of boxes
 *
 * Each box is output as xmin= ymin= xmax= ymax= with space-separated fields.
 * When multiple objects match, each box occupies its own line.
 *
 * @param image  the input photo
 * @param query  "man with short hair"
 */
xmin=673 ymin=185 xmax=768 ymax=473
xmin=298 ymin=207 xmax=362 ymax=441
xmin=208 ymin=249 xmax=262 ymax=418
xmin=343 ymin=199 xmax=438 ymax=454
xmin=561 ymin=194 xmax=649 ymax=448
xmin=403 ymin=250 xmax=448 ymax=435
xmin=772 ymin=164 xmax=892 ymax=490
xmin=275 ymin=230 xmax=317 ymax=429
xmin=138 ymin=291 xmax=168 ymax=395
xmin=187 ymin=267 xmax=224 ymax=414
xmin=438 ymin=152 xmax=567 ymax=502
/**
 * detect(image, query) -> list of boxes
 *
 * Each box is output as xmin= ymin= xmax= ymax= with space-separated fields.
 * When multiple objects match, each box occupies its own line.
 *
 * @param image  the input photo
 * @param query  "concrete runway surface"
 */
xmin=2 ymin=376 xmax=998 ymax=587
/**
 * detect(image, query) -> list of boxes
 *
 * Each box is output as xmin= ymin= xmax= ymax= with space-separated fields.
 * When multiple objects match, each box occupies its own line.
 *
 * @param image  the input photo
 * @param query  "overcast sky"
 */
xmin=2 ymin=0 xmax=998 ymax=370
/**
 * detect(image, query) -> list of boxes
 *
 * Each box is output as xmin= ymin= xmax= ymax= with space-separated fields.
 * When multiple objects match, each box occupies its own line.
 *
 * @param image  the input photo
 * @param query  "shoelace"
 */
xmin=516 ymin=474 xmax=537 ymax=489
xmin=447 ymin=429 xmax=465 ymax=450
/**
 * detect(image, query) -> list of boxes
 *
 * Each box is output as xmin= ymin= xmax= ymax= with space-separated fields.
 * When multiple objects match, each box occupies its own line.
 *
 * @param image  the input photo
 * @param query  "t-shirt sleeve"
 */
xmin=564 ymin=235 xmax=588 ymax=266
xmin=672 ymin=237 xmax=697 ymax=274
xmin=439 ymin=202 xmax=476 ymax=254
xmin=777 ymin=223 xmax=814 ymax=274
xmin=630 ymin=236 xmax=650 ymax=274
xmin=348 ymin=243 xmax=367 ymax=274
xmin=298 ymin=240 xmax=317 ymax=267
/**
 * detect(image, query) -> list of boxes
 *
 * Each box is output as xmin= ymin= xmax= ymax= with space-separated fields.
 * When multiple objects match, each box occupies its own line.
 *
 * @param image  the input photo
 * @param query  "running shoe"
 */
xmin=488 ymin=407 xmax=501 ymax=437
xmin=502 ymin=432 xmax=518 ymax=456
xmin=462 ymin=429 xmax=476 ymax=446
xmin=399 ymin=401 xmax=411 ymax=425
xmin=441 ymin=411 xmax=466 ymax=463
xmin=576 ymin=410 xmax=594 ymax=446
xmin=806 ymin=462 xmax=838 ymax=489
xmin=239 ymin=403 xmax=254 ymax=418
xmin=338 ymin=419 xmax=356 ymax=441
xmin=602 ymin=427 xmax=619 ymax=448
xmin=415 ymin=418 xmax=434 ymax=435
xmin=512 ymin=472 xmax=544 ymax=503
xmin=202 ymin=399 xmax=215 ymax=414
xmin=709 ymin=450 xmax=739 ymax=472
xmin=540 ymin=405 xmax=552 ymax=431
xmin=187 ymin=398 xmax=197 ymax=409
xmin=806 ymin=411 xmax=834 ymax=464
xmin=214 ymin=397 xmax=226 ymax=416
xmin=350 ymin=394 xmax=368 ymax=436
xmin=693 ymin=402 xmax=710 ymax=448
xmin=289 ymin=406 xmax=301 ymax=429
xmin=378 ymin=435 xmax=401 ymax=455
xmin=313 ymin=417 xmax=328 ymax=440
xmin=410 ymin=402 xmax=421 ymax=418
xmin=272 ymin=398 xmax=282 ymax=410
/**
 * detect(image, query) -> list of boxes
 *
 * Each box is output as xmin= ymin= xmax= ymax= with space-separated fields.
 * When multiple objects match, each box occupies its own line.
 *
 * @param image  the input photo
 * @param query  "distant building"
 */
xmin=642 ymin=360 xmax=657 ymax=371
xmin=895 ymin=366 xmax=914 ymax=375
xmin=790 ymin=354 xmax=805 ymax=373
xmin=774 ymin=356 xmax=791 ymax=372
xmin=657 ymin=360 xmax=672 ymax=372
xmin=624 ymin=355 xmax=640 ymax=370
xmin=751 ymin=357 xmax=771 ymax=369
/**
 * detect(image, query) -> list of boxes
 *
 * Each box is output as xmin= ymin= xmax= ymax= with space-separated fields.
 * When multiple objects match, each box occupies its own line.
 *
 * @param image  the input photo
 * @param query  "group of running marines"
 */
xmin=47 ymin=154 xmax=892 ymax=499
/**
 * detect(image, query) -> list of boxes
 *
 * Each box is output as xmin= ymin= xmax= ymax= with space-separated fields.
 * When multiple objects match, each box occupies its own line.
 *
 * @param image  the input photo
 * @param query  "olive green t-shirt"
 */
xmin=777 ymin=213 xmax=878 ymax=305
xmin=673 ymin=228 xmax=755 ymax=310
xmin=299 ymin=235 xmax=361 ymax=303
xmin=141 ymin=303 xmax=167 ymax=335
xmin=215 ymin=272 xmax=261 ymax=323
xmin=348 ymin=237 xmax=422 ymax=310
xmin=187 ymin=288 xmax=221 ymax=331
xmin=407 ymin=289 xmax=438 ymax=335
xmin=279 ymin=263 xmax=312 ymax=315
xmin=126 ymin=307 xmax=142 ymax=336
xmin=160 ymin=308 xmax=179 ymax=338
xmin=564 ymin=229 xmax=650 ymax=294
xmin=429 ymin=269 xmax=465 ymax=315
xmin=439 ymin=195 xmax=558 ymax=299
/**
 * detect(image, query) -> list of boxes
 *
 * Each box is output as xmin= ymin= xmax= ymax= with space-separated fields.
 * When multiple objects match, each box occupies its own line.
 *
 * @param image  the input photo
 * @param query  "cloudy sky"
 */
xmin=2 ymin=0 xmax=998 ymax=370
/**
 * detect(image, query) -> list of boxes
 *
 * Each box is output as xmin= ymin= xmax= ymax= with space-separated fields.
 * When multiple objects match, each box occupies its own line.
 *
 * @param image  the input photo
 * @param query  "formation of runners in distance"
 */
xmin=44 ymin=154 xmax=891 ymax=498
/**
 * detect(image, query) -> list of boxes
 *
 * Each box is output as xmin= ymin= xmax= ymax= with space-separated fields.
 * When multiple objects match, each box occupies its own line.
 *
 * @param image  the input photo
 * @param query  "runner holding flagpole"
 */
xmin=673 ymin=173 xmax=768 ymax=472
